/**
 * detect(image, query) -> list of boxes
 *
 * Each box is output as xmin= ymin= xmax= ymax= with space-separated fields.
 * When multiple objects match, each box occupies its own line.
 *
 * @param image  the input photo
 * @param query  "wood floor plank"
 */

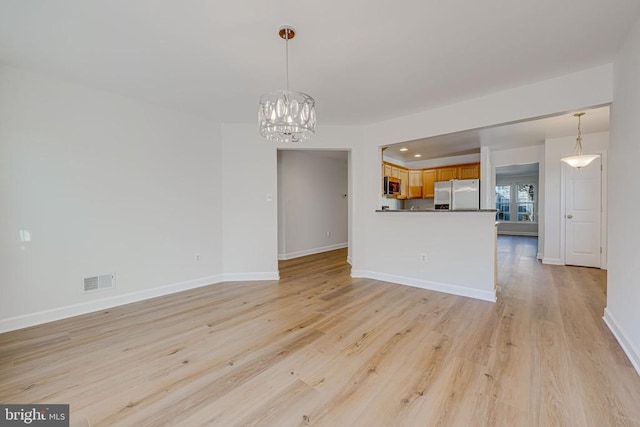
xmin=530 ymin=319 xmax=587 ymax=426
xmin=1 ymin=238 xmax=639 ymax=426
xmin=390 ymin=356 xmax=486 ymax=426
xmin=481 ymin=298 xmax=532 ymax=412
xmin=472 ymin=394 xmax=528 ymax=427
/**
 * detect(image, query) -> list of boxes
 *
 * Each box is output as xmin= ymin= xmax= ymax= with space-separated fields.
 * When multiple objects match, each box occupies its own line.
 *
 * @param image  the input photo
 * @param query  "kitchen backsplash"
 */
xmin=404 ymin=198 xmax=434 ymax=210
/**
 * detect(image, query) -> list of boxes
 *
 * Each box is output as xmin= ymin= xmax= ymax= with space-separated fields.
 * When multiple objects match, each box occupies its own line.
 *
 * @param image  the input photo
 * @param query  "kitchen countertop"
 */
xmin=376 ymin=208 xmax=497 ymax=213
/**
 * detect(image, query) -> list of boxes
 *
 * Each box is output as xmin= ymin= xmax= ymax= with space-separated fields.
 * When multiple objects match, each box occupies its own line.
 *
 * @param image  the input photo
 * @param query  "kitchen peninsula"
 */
xmin=356 ymin=208 xmax=498 ymax=303
xmin=363 ymin=150 xmax=497 ymax=303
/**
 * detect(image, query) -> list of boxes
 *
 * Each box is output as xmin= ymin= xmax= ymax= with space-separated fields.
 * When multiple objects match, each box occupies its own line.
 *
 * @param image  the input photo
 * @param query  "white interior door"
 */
xmin=564 ymin=157 xmax=601 ymax=267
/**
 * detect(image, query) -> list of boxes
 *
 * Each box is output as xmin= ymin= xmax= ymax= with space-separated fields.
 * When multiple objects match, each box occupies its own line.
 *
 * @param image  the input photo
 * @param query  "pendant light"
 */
xmin=258 ymin=26 xmax=316 ymax=143
xmin=560 ymin=112 xmax=599 ymax=169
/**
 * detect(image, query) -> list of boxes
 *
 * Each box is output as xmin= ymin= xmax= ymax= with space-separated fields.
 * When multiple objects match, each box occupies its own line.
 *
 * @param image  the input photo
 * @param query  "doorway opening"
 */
xmin=495 ymin=163 xmax=540 ymax=238
xmin=276 ymin=149 xmax=351 ymax=266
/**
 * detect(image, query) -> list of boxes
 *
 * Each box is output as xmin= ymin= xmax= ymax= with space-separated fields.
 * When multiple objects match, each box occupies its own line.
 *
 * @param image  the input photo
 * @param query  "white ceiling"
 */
xmin=0 ymin=1 xmax=638 ymax=127
xmin=384 ymin=106 xmax=610 ymax=164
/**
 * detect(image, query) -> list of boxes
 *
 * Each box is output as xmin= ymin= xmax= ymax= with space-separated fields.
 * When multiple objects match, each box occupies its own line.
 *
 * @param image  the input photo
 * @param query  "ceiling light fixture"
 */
xmin=399 ymin=148 xmax=409 ymax=152
xmin=560 ymin=112 xmax=599 ymax=169
xmin=258 ymin=26 xmax=316 ymax=143
xmin=414 ymin=154 xmax=422 ymax=158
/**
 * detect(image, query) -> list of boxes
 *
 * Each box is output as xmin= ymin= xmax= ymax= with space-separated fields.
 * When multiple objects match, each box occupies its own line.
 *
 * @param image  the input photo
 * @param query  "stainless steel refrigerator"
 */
xmin=434 ymin=179 xmax=480 ymax=210
xmin=452 ymin=179 xmax=480 ymax=210
xmin=434 ymin=181 xmax=452 ymax=210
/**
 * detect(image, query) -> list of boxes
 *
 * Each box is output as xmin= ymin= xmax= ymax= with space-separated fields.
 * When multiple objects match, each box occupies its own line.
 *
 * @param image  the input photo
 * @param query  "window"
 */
xmin=516 ymin=184 xmax=535 ymax=222
xmin=495 ymin=182 xmax=536 ymax=222
xmin=495 ymin=185 xmax=510 ymax=221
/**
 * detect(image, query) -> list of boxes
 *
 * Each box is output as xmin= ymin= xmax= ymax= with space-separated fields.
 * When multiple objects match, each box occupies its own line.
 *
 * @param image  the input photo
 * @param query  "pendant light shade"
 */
xmin=258 ymin=26 xmax=316 ymax=143
xmin=559 ymin=153 xmax=600 ymax=168
xmin=561 ymin=112 xmax=599 ymax=169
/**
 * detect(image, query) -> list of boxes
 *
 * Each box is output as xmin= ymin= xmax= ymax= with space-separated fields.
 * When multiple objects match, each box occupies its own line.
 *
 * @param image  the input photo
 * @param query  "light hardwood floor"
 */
xmin=1 ymin=236 xmax=639 ymax=426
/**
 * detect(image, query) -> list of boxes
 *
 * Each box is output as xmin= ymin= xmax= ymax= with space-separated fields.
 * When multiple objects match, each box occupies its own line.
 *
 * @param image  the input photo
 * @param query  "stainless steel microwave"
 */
xmin=383 ymin=176 xmax=401 ymax=196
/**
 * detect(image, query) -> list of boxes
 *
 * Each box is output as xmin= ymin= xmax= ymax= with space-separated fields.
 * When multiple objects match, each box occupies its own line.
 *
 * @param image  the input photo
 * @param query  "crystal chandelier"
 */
xmin=560 ymin=112 xmax=599 ymax=169
xmin=258 ymin=26 xmax=316 ymax=143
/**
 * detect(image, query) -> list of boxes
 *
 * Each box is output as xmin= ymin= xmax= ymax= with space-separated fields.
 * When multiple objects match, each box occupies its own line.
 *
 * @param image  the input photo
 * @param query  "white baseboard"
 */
xmin=0 ymin=274 xmax=224 ymax=334
xmin=350 ymin=270 xmax=496 ymax=303
xmin=537 ymin=252 xmax=543 ymax=260
xmin=603 ymin=308 xmax=640 ymax=376
xmin=0 ymin=271 xmax=282 ymax=334
xmin=278 ymin=243 xmax=348 ymax=260
xmin=346 ymin=256 xmax=352 ymax=265
xmin=222 ymin=272 xmax=279 ymax=281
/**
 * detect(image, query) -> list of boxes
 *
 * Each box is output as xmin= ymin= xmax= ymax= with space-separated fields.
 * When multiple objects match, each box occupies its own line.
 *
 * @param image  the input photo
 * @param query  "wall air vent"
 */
xmin=83 ymin=273 xmax=115 ymax=293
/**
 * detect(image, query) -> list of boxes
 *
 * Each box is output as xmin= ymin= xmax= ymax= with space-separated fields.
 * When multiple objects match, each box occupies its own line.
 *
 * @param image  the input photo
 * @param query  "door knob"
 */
xmin=566 ymin=214 xmax=573 ymax=219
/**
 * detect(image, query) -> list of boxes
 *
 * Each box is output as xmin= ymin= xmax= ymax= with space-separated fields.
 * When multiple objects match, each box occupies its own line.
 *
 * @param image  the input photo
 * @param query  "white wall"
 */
xmin=606 ymin=14 xmax=640 ymax=375
xmin=491 ymin=145 xmax=544 ymax=168
xmin=220 ymin=124 xmax=279 ymax=279
xmin=365 ymin=65 xmax=613 ymax=146
xmin=277 ymin=150 xmax=348 ymax=259
xmin=543 ymin=131 xmax=608 ymax=266
xmin=480 ymin=146 xmax=493 ymax=209
xmin=220 ymin=124 xmax=363 ymax=276
xmin=0 ymin=65 xmax=223 ymax=331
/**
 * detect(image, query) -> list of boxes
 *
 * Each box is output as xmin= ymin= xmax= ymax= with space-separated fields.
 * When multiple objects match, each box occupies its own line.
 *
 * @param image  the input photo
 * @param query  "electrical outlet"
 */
xmin=194 ymin=253 xmax=201 ymax=262
xmin=326 ymin=231 xmax=331 ymax=237
xmin=420 ymin=253 xmax=428 ymax=262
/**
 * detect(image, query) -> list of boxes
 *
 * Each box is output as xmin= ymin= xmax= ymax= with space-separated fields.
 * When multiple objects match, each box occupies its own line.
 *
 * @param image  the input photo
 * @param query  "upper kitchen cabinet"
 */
xmin=397 ymin=168 xmax=409 ymax=198
xmin=436 ymin=163 xmax=480 ymax=181
xmin=422 ymin=169 xmax=437 ymax=198
xmin=457 ymin=163 xmax=480 ymax=180
xmin=383 ymin=163 xmax=392 ymax=178
xmin=437 ymin=167 xmax=457 ymax=181
xmin=408 ymin=170 xmax=423 ymax=198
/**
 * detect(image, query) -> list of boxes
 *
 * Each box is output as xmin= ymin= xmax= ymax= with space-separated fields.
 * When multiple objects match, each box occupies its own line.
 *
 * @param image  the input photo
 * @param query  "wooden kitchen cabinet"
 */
xmin=382 ymin=161 xmax=409 ymax=198
xmin=398 ymin=169 xmax=409 ymax=198
xmin=422 ymin=169 xmax=437 ymax=198
xmin=383 ymin=161 xmax=478 ymax=199
xmin=408 ymin=170 xmax=423 ymax=198
xmin=437 ymin=167 xmax=457 ymax=182
xmin=457 ymin=163 xmax=480 ymax=179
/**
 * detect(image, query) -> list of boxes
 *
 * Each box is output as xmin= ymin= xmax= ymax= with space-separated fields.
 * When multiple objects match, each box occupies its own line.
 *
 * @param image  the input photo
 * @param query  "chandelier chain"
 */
xmin=285 ymin=28 xmax=290 ymax=91
xmin=577 ymin=113 xmax=582 ymax=140
xmin=575 ymin=113 xmax=584 ymax=155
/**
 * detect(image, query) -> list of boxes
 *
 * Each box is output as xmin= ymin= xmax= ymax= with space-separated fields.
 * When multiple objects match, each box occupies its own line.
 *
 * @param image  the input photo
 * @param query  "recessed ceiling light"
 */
xmin=399 ymin=148 xmax=409 ymax=152
xmin=414 ymin=154 xmax=422 ymax=158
